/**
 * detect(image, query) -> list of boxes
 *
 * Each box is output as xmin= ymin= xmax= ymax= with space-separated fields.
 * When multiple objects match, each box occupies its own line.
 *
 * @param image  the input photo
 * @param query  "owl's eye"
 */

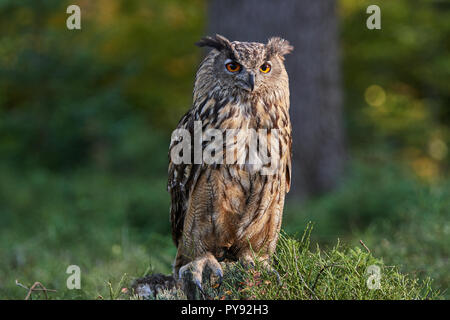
xmin=260 ymin=63 xmax=271 ymax=73
xmin=225 ymin=62 xmax=241 ymax=73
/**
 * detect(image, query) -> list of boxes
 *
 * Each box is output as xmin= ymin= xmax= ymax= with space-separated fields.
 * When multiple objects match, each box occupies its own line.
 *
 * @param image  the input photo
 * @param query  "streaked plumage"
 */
xmin=167 ymin=35 xmax=293 ymax=298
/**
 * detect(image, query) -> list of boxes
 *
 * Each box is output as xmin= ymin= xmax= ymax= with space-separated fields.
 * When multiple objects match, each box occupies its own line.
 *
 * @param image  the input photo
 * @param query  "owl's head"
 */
xmin=195 ymin=34 xmax=293 ymax=95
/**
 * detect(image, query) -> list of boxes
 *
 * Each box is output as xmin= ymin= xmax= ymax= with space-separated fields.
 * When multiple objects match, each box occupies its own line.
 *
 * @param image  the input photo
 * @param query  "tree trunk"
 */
xmin=208 ymin=0 xmax=346 ymax=200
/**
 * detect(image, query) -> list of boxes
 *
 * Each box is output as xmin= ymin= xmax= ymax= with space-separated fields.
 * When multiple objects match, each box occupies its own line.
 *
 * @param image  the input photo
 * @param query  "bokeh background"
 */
xmin=0 ymin=0 xmax=448 ymax=299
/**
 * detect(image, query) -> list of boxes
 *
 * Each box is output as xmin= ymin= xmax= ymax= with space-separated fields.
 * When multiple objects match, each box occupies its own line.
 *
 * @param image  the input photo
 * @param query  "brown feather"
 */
xmin=168 ymin=35 xmax=293 ymax=276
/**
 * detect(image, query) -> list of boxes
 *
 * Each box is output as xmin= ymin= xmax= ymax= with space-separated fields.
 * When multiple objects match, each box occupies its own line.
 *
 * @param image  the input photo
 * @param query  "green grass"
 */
xmin=0 ymin=165 xmax=175 ymax=299
xmin=220 ymin=228 xmax=438 ymax=300
xmin=0 ymin=158 xmax=448 ymax=299
xmin=142 ymin=226 xmax=439 ymax=300
xmin=283 ymin=160 xmax=449 ymax=298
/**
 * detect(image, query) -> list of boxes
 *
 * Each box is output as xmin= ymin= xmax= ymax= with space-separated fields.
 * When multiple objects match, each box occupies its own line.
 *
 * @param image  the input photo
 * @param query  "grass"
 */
xmin=138 ymin=226 xmax=439 ymax=300
xmin=0 ymin=164 xmax=175 ymax=299
xmin=220 ymin=228 xmax=438 ymax=300
xmin=0 ymin=158 xmax=448 ymax=299
xmin=283 ymin=160 xmax=450 ymax=297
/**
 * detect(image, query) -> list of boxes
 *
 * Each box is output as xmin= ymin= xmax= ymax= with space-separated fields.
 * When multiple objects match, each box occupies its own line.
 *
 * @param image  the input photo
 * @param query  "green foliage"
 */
xmin=0 ymin=0 xmax=204 ymax=170
xmin=0 ymin=0 xmax=448 ymax=300
xmin=140 ymin=227 xmax=438 ymax=300
xmin=284 ymin=159 xmax=449 ymax=297
xmin=225 ymin=231 xmax=438 ymax=300
xmin=1 ymin=160 xmax=446 ymax=300
xmin=0 ymin=165 xmax=174 ymax=299
xmin=341 ymin=0 xmax=450 ymax=180
xmin=355 ymin=185 xmax=450 ymax=297
xmin=285 ymin=160 xmax=424 ymax=238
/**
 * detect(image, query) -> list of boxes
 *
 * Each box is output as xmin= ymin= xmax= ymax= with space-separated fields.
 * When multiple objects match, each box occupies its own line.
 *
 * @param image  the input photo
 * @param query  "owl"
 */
xmin=168 ymin=34 xmax=293 ymax=299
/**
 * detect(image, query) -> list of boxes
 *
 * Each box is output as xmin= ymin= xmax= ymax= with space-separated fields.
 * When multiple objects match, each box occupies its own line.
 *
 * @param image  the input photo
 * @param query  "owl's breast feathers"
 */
xmin=168 ymin=94 xmax=292 ymax=247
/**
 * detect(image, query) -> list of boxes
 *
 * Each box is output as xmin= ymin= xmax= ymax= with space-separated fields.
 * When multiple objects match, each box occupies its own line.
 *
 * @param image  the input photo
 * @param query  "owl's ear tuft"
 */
xmin=266 ymin=37 xmax=294 ymax=60
xmin=196 ymin=34 xmax=233 ymax=52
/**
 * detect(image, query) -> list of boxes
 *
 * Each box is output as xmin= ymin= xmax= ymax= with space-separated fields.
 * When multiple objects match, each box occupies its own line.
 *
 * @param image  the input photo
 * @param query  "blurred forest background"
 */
xmin=0 ymin=0 xmax=448 ymax=299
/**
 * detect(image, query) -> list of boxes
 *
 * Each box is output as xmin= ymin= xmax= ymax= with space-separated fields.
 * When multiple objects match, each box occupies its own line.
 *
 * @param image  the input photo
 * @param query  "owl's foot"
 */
xmin=178 ymin=253 xmax=223 ymax=300
xmin=259 ymin=259 xmax=282 ymax=285
xmin=239 ymin=254 xmax=282 ymax=286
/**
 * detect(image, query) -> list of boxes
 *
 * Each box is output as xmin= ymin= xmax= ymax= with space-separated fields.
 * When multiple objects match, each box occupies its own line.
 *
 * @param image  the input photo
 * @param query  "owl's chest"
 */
xmin=199 ymin=99 xmax=291 ymax=170
xmin=207 ymin=164 xmax=281 ymax=214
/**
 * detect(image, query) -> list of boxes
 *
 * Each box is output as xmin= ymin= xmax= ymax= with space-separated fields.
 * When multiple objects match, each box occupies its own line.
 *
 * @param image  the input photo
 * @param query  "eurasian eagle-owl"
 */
xmin=168 ymin=34 xmax=293 ymax=298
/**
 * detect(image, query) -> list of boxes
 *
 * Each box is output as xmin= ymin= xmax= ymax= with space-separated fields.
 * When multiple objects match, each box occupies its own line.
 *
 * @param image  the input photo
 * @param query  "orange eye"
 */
xmin=260 ymin=63 xmax=271 ymax=73
xmin=225 ymin=62 xmax=241 ymax=73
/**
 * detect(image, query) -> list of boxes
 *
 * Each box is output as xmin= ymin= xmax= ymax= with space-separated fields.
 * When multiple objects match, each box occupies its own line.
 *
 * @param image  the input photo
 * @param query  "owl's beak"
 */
xmin=247 ymin=73 xmax=255 ymax=92
xmin=238 ymin=72 xmax=256 ymax=92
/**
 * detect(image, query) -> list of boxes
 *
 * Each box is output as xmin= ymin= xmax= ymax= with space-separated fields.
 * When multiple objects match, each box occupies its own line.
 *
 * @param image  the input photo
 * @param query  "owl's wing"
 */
xmin=167 ymin=110 xmax=202 ymax=247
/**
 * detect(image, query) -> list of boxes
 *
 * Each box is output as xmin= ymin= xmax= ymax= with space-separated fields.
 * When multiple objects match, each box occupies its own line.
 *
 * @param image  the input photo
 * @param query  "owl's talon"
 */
xmin=178 ymin=253 xmax=222 ymax=300
xmin=261 ymin=261 xmax=282 ymax=286
xmin=194 ymin=279 xmax=205 ymax=294
xmin=180 ymin=266 xmax=204 ymax=300
xmin=215 ymin=269 xmax=223 ymax=287
xmin=238 ymin=256 xmax=282 ymax=286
